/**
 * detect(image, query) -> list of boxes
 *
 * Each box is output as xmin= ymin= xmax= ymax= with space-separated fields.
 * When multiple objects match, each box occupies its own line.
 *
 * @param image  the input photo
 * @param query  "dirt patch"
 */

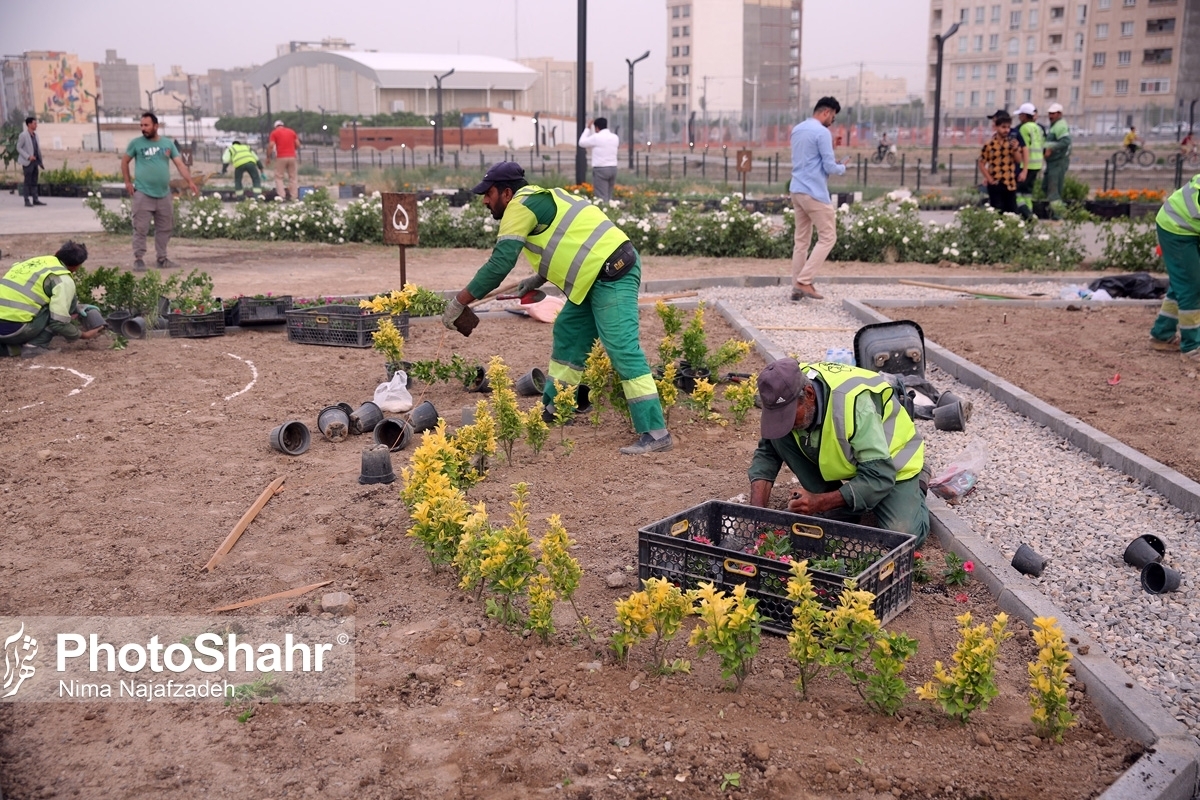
xmin=0 ymin=295 xmax=1142 ymax=799
xmin=883 ymin=303 xmax=1200 ymax=486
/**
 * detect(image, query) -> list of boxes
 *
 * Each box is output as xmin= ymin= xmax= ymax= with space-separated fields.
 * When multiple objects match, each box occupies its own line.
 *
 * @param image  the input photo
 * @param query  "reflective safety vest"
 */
xmin=1157 ymin=174 xmax=1200 ymax=237
xmin=0 ymin=256 xmax=69 ymax=324
xmin=1019 ymin=121 xmax=1045 ymax=170
xmin=223 ymin=143 xmax=258 ymax=168
xmin=511 ymin=186 xmax=630 ymax=304
xmin=793 ymin=363 xmax=925 ymax=483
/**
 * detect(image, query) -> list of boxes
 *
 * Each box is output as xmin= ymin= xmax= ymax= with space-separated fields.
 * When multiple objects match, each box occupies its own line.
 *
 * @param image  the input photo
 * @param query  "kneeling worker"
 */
xmin=0 ymin=241 xmax=105 ymax=358
xmin=442 ymin=161 xmax=672 ymax=455
xmin=748 ymin=357 xmax=929 ymax=544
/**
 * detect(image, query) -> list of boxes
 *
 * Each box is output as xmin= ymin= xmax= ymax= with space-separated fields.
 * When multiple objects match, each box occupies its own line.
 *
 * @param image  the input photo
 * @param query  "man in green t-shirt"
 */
xmin=120 ymin=112 xmax=198 ymax=272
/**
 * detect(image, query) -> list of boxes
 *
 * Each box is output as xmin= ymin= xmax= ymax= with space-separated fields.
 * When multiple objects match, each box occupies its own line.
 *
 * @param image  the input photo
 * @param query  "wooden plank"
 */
xmin=897 ymin=278 xmax=1038 ymax=300
xmin=756 ymin=325 xmax=857 ymax=332
xmin=638 ymin=291 xmax=698 ymax=305
xmin=203 ymin=476 xmax=286 ymax=572
xmin=209 ymin=580 xmax=333 ymax=613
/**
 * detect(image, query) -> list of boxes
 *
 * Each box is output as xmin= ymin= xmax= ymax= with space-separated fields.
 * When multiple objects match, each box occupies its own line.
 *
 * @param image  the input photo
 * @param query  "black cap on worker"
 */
xmin=471 ymin=161 xmax=527 ymax=194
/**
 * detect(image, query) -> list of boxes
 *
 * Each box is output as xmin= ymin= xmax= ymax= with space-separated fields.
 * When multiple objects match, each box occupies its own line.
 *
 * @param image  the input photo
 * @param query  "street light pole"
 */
xmin=434 ymin=68 xmax=455 ymax=164
xmin=83 ymin=89 xmax=102 ymax=151
xmin=625 ymin=50 xmax=650 ymax=169
xmin=575 ymin=0 xmax=588 ymax=184
xmin=146 ymin=86 xmax=164 ymax=114
xmin=930 ymin=21 xmax=961 ymax=176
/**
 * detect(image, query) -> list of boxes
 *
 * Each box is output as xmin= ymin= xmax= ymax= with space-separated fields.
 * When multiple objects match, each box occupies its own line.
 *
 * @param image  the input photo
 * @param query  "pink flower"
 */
xmin=964 ymin=561 xmax=975 ymax=573
xmin=914 ymin=551 xmax=924 ymax=560
xmin=955 ymin=592 xmax=969 ymax=603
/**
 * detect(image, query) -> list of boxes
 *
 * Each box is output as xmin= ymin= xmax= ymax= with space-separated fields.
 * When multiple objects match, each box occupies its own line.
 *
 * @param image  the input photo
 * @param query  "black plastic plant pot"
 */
xmin=933 ymin=401 xmax=966 ymax=432
xmin=349 ymin=401 xmax=384 ymax=434
xmin=675 ymin=367 xmax=711 ymax=395
xmin=106 ymin=310 xmax=132 ymax=332
xmin=1123 ymin=534 xmax=1166 ymax=569
xmin=317 ymin=405 xmax=351 ymax=443
xmin=121 ymin=316 xmax=146 ymax=339
xmin=83 ymin=308 xmax=106 ymax=331
xmin=358 ymin=444 xmax=396 ymax=485
xmin=373 ymin=418 xmax=413 ymax=452
xmin=408 ymin=400 xmax=439 ymax=433
xmin=467 ymin=366 xmax=491 ymax=394
xmin=515 ymin=368 xmax=546 ymax=397
xmin=269 ymin=420 xmax=311 ymax=456
xmin=1011 ymin=543 xmax=1046 ymax=577
xmin=1141 ymin=562 xmax=1182 ymax=595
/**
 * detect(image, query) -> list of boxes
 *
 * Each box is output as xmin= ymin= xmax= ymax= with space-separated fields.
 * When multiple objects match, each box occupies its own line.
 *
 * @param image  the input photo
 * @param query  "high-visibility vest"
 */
xmin=1157 ymin=174 xmax=1200 ymax=237
xmin=793 ymin=362 xmax=925 ymax=483
xmin=511 ymin=186 xmax=630 ymax=304
xmin=1019 ymin=121 xmax=1045 ymax=170
xmin=1046 ymin=118 xmax=1071 ymax=162
xmin=223 ymin=143 xmax=258 ymax=169
xmin=0 ymin=256 xmax=68 ymax=323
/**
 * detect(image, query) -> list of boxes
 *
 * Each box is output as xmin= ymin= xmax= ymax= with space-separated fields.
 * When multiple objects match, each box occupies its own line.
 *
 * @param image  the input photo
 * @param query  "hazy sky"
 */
xmin=1 ymin=0 xmax=929 ymax=94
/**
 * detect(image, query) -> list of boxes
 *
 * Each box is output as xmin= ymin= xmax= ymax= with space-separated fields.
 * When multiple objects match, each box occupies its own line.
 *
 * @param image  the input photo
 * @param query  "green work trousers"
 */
xmin=0 ymin=306 xmax=52 ymax=354
xmin=788 ymin=459 xmax=930 ymax=546
xmin=1043 ymin=160 xmax=1069 ymax=203
xmin=233 ymin=163 xmax=263 ymax=194
xmin=1151 ymin=225 xmax=1200 ymax=355
xmin=543 ymin=257 xmax=666 ymax=434
xmin=1016 ymin=169 xmax=1039 ymax=217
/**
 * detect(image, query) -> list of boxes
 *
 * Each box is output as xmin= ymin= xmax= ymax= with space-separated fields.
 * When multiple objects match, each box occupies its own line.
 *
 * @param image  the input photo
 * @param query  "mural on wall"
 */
xmin=33 ymin=53 xmax=96 ymax=123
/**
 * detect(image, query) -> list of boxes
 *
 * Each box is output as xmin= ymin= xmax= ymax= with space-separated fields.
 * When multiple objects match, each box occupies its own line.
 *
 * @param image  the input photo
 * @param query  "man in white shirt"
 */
xmin=578 ymin=117 xmax=619 ymax=201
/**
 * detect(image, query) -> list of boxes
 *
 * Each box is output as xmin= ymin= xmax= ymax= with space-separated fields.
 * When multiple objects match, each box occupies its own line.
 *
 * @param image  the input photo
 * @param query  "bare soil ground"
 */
xmin=0 ymin=237 xmax=1159 ymax=799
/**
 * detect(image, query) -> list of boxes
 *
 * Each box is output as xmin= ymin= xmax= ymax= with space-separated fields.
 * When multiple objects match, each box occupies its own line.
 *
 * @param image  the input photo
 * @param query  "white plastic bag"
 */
xmin=374 ymin=371 xmax=413 ymax=413
xmin=928 ymin=437 xmax=988 ymax=502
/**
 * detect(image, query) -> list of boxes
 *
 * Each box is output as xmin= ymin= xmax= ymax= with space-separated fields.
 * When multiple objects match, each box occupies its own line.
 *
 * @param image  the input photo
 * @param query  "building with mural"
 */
xmin=0 ymin=51 xmax=98 ymax=123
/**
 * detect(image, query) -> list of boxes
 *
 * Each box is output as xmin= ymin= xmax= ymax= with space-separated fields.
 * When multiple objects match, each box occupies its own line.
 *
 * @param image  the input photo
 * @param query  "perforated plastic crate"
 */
xmin=638 ymin=500 xmax=915 ymax=636
xmin=166 ymin=308 xmax=226 ymax=338
xmin=284 ymin=306 xmax=409 ymax=348
xmin=226 ymin=296 xmax=293 ymax=326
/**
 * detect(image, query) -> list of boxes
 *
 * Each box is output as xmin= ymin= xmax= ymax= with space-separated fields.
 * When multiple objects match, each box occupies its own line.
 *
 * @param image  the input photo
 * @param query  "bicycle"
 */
xmin=870 ymin=146 xmax=897 ymax=166
xmin=1113 ymin=147 xmax=1156 ymax=167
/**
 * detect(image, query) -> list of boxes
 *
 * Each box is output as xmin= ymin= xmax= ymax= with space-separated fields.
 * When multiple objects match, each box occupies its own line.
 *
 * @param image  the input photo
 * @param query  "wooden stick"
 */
xmin=470 ymin=281 xmax=521 ymax=308
xmin=638 ymin=291 xmax=698 ymax=304
xmin=896 ymin=278 xmax=1038 ymax=300
xmin=203 ymin=476 xmax=286 ymax=572
xmin=209 ymin=580 xmax=333 ymax=613
xmin=757 ymin=325 xmax=857 ymax=332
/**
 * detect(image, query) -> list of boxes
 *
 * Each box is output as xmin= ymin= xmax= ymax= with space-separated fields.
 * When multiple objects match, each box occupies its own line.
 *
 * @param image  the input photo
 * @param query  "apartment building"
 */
xmin=926 ymin=0 xmax=1199 ymax=131
xmin=804 ymin=71 xmax=911 ymax=109
xmin=666 ymin=0 xmax=802 ymax=140
xmin=0 ymin=51 xmax=99 ymax=123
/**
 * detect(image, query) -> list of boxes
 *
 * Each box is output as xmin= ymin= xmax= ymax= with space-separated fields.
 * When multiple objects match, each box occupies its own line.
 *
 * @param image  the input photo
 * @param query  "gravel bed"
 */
xmin=698 ymin=282 xmax=1200 ymax=744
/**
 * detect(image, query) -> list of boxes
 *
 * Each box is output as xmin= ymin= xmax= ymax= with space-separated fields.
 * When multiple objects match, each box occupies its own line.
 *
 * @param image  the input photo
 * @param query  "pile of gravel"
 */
xmin=698 ymin=282 xmax=1200 ymax=743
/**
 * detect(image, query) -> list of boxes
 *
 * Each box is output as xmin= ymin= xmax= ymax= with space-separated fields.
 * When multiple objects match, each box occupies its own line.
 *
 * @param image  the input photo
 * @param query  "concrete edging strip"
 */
xmin=699 ymin=285 xmax=1199 ymax=800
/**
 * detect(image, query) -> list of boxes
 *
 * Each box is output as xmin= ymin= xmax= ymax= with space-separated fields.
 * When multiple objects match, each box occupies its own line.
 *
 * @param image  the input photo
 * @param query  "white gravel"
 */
xmin=698 ymin=281 xmax=1200 ymax=744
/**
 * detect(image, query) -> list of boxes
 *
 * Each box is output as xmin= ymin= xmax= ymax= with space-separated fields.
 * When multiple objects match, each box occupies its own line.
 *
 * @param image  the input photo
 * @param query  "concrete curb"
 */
xmin=697 ymin=284 xmax=1199 ymax=800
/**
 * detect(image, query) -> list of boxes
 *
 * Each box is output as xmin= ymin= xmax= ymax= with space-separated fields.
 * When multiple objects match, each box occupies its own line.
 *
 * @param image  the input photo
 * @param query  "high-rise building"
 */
xmin=665 ymin=0 xmax=802 ymax=143
xmin=94 ymin=50 xmax=157 ymax=116
xmin=926 ymin=0 xmax=1200 ymax=132
xmin=196 ymin=67 xmax=259 ymax=117
xmin=803 ymin=71 xmax=911 ymax=110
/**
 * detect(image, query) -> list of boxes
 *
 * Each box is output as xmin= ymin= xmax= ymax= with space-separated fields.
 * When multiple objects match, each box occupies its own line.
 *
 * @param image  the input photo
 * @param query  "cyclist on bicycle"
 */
xmin=877 ymin=132 xmax=891 ymax=161
xmin=1181 ymin=131 xmax=1197 ymax=159
xmin=1123 ymin=126 xmax=1141 ymax=156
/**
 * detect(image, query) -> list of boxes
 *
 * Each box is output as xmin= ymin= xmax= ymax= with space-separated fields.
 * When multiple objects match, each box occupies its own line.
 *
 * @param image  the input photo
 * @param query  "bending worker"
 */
xmin=442 ymin=161 xmax=673 ymax=455
xmin=221 ymin=139 xmax=263 ymax=198
xmin=1148 ymin=173 xmax=1200 ymax=359
xmin=0 ymin=241 xmax=105 ymax=358
xmin=748 ymin=357 xmax=929 ymax=543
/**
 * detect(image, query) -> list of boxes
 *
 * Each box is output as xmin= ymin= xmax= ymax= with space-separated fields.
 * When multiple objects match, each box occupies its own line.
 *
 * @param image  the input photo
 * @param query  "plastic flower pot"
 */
xmin=1123 ymin=534 xmax=1166 ymax=569
xmin=1141 ymin=562 xmax=1182 ymax=595
xmin=407 ymin=400 xmax=439 ymax=433
xmin=268 ymin=420 xmax=311 ymax=456
xmin=317 ymin=405 xmax=351 ymax=443
xmin=933 ymin=400 xmax=967 ymax=432
xmin=349 ymin=401 xmax=384 ymax=434
xmin=121 ymin=316 xmax=146 ymax=339
xmin=83 ymin=308 xmax=106 ymax=330
xmin=105 ymin=310 xmax=132 ymax=333
xmin=467 ymin=366 xmax=491 ymax=394
xmin=1011 ymin=543 xmax=1047 ymax=577
xmin=385 ymin=361 xmax=413 ymax=383
xmin=515 ymin=367 xmax=547 ymax=397
xmin=372 ymin=418 xmax=413 ymax=452
xmin=674 ymin=366 xmax=711 ymax=395
xmin=358 ymin=444 xmax=396 ymax=485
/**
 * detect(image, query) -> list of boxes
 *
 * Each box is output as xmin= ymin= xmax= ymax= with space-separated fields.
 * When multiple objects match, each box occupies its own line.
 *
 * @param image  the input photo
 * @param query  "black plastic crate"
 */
xmin=225 ymin=296 xmax=293 ymax=326
xmin=284 ymin=306 xmax=409 ymax=348
xmin=638 ymin=500 xmax=915 ymax=636
xmin=166 ymin=308 xmax=226 ymax=338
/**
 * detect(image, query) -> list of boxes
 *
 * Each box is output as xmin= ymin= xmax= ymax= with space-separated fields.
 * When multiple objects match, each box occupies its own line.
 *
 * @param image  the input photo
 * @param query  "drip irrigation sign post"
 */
xmin=736 ymin=149 xmax=753 ymax=198
xmin=381 ymin=193 xmax=419 ymax=286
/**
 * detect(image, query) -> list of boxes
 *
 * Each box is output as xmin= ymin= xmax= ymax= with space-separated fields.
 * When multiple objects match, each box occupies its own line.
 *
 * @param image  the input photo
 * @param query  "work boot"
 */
xmin=157 ymin=257 xmax=180 ymax=270
xmin=24 ymin=198 xmax=32 ymax=207
xmin=1183 ymin=348 xmax=1200 ymax=362
xmin=32 ymin=197 xmax=46 ymax=206
xmin=1150 ymin=333 xmax=1180 ymax=351
xmin=20 ymin=344 xmax=53 ymax=359
xmin=133 ymin=258 xmax=146 ymax=272
xmin=619 ymin=432 xmax=674 ymax=455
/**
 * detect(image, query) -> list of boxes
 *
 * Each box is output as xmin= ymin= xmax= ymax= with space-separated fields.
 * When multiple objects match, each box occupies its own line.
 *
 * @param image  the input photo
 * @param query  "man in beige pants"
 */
xmin=267 ymin=120 xmax=301 ymax=201
xmin=788 ymin=97 xmax=849 ymax=301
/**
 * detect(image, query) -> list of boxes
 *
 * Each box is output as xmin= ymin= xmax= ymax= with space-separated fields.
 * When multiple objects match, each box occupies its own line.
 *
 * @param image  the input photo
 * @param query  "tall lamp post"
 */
xmin=930 ymin=21 xmax=961 ymax=175
xmin=83 ymin=89 xmax=102 ymax=152
xmin=146 ymin=86 xmax=164 ymax=113
xmin=575 ymin=0 xmax=588 ymax=184
xmin=625 ymin=50 xmax=650 ymax=169
xmin=263 ymin=77 xmax=281 ymax=146
xmin=433 ymin=68 xmax=455 ymax=164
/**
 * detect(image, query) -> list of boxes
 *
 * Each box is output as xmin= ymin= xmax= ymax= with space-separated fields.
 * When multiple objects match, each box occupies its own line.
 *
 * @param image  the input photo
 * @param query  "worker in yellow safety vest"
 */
xmin=0 ymin=241 xmax=105 ymax=358
xmin=221 ymin=140 xmax=263 ymax=197
xmin=1149 ymin=174 xmax=1200 ymax=359
xmin=1015 ymin=103 xmax=1044 ymax=219
xmin=442 ymin=161 xmax=672 ymax=455
xmin=748 ymin=357 xmax=930 ymax=543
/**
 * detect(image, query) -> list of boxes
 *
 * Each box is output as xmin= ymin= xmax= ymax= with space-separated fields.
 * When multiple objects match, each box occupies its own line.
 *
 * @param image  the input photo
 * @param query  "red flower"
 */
xmin=955 ymin=592 xmax=969 ymax=603
xmin=963 ymin=561 xmax=975 ymax=573
xmin=914 ymin=551 xmax=923 ymax=560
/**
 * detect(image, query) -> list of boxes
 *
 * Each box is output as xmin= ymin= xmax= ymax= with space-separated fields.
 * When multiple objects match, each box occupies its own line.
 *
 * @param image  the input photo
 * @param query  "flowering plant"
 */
xmin=747 ymin=527 xmax=793 ymax=561
xmin=943 ymin=552 xmax=974 ymax=587
xmin=1094 ymin=188 xmax=1165 ymax=203
xmin=912 ymin=551 xmax=933 ymax=584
